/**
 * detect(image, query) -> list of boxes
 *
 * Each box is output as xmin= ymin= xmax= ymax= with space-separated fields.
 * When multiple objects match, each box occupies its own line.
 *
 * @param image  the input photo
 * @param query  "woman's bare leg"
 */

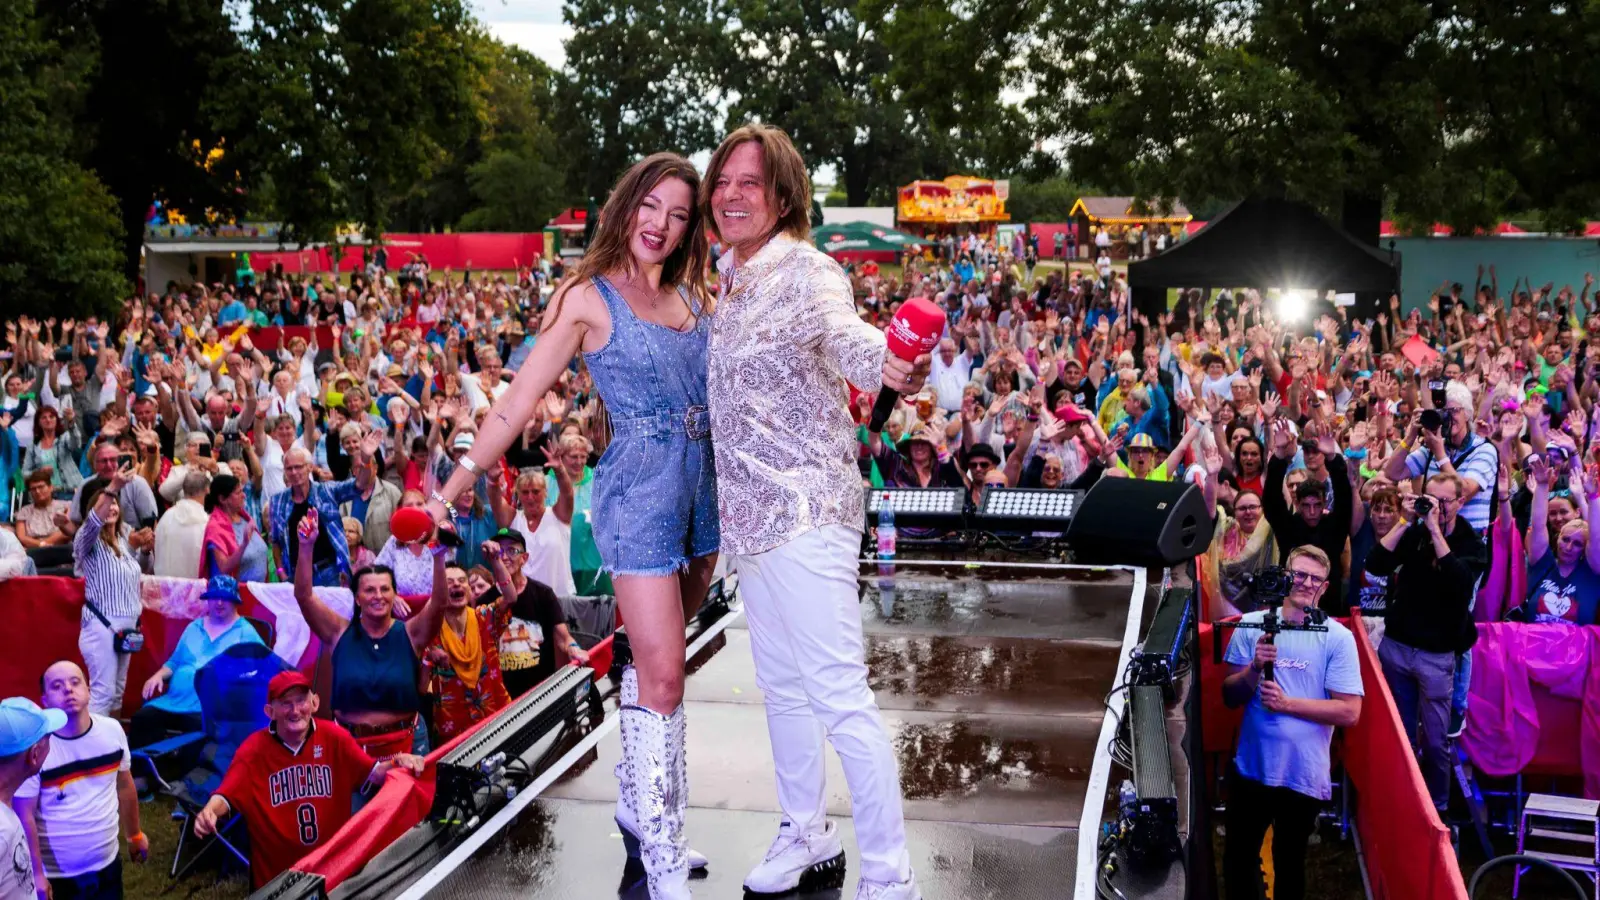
xmin=614 ymin=573 xmax=689 ymax=713
xmin=678 ymin=553 xmax=719 ymax=625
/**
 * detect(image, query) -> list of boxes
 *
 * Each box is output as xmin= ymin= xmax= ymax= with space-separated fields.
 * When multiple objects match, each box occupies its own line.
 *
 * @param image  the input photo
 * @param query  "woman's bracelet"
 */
xmin=457 ymin=456 xmax=482 ymax=477
xmin=428 ymin=490 xmax=458 ymax=521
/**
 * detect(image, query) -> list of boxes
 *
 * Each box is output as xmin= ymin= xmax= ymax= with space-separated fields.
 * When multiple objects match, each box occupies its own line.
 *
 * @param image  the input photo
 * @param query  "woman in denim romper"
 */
xmin=425 ymin=153 xmax=715 ymax=898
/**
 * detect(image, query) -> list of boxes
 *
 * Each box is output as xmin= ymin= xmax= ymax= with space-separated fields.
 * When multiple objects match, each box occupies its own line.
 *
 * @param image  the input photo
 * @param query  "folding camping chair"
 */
xmin=131 ymin=641 xmax=288 ymax=879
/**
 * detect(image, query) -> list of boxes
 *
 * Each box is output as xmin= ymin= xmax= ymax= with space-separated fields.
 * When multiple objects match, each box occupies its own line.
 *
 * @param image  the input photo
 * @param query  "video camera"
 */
xmin=1212 ymin=601 xmax=1330 ymax=682
xmin=1240 ymin=565 xmax=1293 ymax=603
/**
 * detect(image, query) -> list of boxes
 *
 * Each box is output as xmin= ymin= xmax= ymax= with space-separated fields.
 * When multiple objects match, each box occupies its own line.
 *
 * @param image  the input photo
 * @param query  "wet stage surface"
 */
xmin=430 ymin=562 xmax=1141 ymax=899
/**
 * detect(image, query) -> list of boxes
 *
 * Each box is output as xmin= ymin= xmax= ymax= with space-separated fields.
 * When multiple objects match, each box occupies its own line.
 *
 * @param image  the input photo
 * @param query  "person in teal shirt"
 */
xmin=547 ymin=432 xmax=609 ymax=595
xmin=127 ymin=575 xmax=264 ymax=749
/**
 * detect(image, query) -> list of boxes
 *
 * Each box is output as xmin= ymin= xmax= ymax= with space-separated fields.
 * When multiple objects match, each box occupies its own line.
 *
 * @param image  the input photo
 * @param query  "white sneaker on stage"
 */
xmin=742 ymin=819 xmax=847 ymax=895
xmin=854 ymin=871 xmax=922 ymax=900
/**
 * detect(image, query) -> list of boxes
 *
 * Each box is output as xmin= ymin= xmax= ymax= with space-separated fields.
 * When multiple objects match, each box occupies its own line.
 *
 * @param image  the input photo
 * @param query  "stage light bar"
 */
xmin=864 ymin=487 xmax=966 ymax=530
xmin=975 ymin=487 xmax=1084 ymax=532
xmin=430 ymin=665 xmax=590 ymax=823
xmin=1127 ymin=685 xmax=1180 ymax=866
xmin=1132 ymin=587 xmax=1193 ymax=700
xmin=253 ymin=869 xmax=326 ymax=900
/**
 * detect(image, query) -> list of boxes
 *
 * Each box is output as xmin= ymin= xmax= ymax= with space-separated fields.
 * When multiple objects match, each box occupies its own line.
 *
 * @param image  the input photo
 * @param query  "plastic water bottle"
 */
xmin=876 ymin=492 xmax=896 ymax=617
xmin=876 ymin=492 xmax=896 ymax=561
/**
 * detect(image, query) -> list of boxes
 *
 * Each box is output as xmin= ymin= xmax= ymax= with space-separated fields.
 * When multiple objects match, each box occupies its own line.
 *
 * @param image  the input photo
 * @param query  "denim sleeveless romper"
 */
xmin=583 ymin=275 xmax=719 ymax=576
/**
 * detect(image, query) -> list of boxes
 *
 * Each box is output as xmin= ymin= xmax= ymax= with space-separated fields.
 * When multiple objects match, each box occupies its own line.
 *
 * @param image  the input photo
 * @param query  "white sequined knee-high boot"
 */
xmin=619 ymin=701 xmax=691 ymax=899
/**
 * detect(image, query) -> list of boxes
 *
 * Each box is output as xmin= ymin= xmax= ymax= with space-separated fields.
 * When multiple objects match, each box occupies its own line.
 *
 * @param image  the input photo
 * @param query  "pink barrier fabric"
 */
xmin=1464 ymin=622 xmax=1600 ymax=798
xmin=1477 ymin=513 xmax=1527 ymax=624
xmin=250 ymin=233 xmax=544 ymax=274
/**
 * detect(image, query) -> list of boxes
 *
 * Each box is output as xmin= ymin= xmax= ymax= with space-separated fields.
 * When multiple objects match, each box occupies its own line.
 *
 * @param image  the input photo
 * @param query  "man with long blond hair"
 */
xmin=703 ymin=123 xmax=930 ymax=900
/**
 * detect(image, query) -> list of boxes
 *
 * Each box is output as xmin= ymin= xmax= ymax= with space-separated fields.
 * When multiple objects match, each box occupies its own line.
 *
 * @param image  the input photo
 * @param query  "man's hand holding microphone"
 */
xmin=871 ymin=298 xmax=943 ymax=432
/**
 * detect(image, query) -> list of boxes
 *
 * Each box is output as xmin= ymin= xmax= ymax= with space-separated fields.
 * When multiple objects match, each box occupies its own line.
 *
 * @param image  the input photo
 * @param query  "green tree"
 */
xmin=558 ymin=0 xmax=730 ymax=202
xmin=393 ymin=37 xmax=571 ymax=232
xmin=39 ymin=0 xmax=251 ymax=278
xmin=1025 ymin=0 xmax=1457 ymax=244
xmin=1005 ymin=174 xmax=1090 ymax=224
xmin=725 ymin=0 xmax=1028 ymax=206
xmin=0 ymin=1 xmax=126 ymax=316
xmin=221 ymin=0 xmax=482 ymax=244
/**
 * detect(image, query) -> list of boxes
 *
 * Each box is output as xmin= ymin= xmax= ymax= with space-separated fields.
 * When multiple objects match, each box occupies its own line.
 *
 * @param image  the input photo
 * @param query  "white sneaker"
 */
xmin=855 ymin=871 xmax=922 ymax=900
xmin=743 ymin=819 xmax=847 ymax=895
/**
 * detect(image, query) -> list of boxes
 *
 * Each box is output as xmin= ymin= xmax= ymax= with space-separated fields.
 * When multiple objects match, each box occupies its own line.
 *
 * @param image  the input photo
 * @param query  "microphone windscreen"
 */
xmin=884 ymin=297 xmax=946 ymax=361
xmin=390 ymin=507 xmax=434 ymax=545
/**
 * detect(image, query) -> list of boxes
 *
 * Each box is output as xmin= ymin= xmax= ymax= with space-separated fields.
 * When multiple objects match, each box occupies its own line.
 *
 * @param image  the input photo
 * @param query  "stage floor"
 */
xmin=419 ymin=561 xmax=1158 ymax=900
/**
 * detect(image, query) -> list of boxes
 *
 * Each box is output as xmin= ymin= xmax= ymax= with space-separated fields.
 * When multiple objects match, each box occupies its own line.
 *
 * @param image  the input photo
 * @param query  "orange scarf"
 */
xmin=440 ymin=609 xmax=482 ymax=690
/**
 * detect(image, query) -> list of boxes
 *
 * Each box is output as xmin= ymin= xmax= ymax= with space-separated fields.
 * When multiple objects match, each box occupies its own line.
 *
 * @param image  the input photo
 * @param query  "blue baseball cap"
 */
xmin=0 ymin=697 xmax=67 ymax=757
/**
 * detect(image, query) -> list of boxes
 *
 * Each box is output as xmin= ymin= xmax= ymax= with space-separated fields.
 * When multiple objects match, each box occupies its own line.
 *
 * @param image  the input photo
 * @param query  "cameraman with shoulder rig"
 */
xmin=1363 ymin=472 xmax=1486 ymax=812
xmin=1220 ymin=546 xmax=1363 ymax=900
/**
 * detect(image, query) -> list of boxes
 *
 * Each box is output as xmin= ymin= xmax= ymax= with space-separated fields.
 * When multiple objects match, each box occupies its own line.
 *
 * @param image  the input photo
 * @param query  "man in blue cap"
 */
xmin=0 ymin=696 xmax=68 ymax=900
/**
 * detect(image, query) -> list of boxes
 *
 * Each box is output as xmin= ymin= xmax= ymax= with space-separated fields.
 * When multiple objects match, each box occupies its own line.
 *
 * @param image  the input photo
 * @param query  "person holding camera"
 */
xmin=1383 ymin=381 xmax=1497 ymax=536
xmin=72 ymin=463 xmax=154 ymax=717
xmin=1263 ymin=421 xmax=1353 ymax=609
xmin=1221 ymin=546 xmax=1363 ymax=900
xmin=1365 ymin=473 xmax=1486 ymax=809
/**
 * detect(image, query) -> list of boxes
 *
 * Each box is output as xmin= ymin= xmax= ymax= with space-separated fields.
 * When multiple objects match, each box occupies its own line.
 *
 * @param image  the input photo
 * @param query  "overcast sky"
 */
xmin=476 ymin=0 xmax=572 ymax=69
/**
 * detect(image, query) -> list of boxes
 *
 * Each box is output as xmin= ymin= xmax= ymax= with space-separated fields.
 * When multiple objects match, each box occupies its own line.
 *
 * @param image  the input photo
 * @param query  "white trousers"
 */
xmin=79 ymin=611 xmax=136 ymax=717
xmin=734 ymin=524 xmax=911 ymax=884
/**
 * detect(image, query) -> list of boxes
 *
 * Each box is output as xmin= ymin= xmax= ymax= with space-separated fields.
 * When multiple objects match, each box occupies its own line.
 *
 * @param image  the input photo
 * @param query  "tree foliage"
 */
xmin=1004 ymin=175 xmax=1092 ymax=224
xmin=39 ymin=0 xmax=247 ymax=277
xmin=221 ymin=0 xmax=482 ymax=244
xmin=723 ymin=0 xmax=1028 ymax=206
xmin=558 ymin=0 xmax=730 ymax=202
xmin=0 ymin=1 xmax=126 ymax=317
xmin=1023 ymin=0 xmax=1600 ymax=241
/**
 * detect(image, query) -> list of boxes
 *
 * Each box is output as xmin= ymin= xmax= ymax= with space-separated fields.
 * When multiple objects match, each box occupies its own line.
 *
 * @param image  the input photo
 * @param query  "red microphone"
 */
xmin=869 ymin=297 xmax=945 ymax=433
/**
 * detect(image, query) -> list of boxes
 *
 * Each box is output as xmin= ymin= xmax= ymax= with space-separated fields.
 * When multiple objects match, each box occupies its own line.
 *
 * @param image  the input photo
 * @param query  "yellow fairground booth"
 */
xmin=896 ymin=176 xmax=1011 ymax=244
xmin=1069 ymin=196 xmax=1192 ymax=261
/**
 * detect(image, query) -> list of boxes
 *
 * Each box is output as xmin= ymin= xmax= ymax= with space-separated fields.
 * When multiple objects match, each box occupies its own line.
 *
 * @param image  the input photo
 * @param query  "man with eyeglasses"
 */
xmin=1221 ymin=546 xmax=1363 ymax=900
xmin=1384 ymin=381 xmax=1497 ymax=537
xmin=1364 ymin=472 xmax=1486 ymax=811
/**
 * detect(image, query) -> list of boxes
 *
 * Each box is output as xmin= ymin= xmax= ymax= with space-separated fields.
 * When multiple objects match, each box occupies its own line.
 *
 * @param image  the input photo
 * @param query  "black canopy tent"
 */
xmin=1127 ymin=197 xmax=1400 ymax=320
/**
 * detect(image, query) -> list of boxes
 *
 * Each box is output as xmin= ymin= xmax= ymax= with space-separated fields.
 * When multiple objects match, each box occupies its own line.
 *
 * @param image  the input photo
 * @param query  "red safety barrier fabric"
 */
xmin=1342 ymin=611 xmax=1467 ymax=900
xmin=250 ymin=233 xmax=545 ymax=275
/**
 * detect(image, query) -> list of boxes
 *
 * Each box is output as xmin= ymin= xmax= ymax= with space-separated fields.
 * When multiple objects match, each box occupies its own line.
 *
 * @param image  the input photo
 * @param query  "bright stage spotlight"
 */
xmin=1274 ymin=288 xmax=1314 ymax=321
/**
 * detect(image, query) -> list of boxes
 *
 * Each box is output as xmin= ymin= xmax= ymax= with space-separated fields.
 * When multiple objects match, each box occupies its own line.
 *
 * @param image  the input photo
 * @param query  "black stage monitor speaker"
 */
xmin=1064 ymin=478 xmax=1215 ymax=567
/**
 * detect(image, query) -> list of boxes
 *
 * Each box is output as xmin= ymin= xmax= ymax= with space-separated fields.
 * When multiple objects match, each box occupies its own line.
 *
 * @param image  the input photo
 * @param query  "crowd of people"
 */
xmin=827 ymin=258 xmax=1600 ymax=899
xmin=0 ymin=165 xmax=1592 ymax=899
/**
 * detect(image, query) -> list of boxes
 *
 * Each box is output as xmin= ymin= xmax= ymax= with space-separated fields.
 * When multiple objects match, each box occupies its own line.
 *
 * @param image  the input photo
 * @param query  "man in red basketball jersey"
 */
xmin=192 ymin=671 xmax=424 ymax=888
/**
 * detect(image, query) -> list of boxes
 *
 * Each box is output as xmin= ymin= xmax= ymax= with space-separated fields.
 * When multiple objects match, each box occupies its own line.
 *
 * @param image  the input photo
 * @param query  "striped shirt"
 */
xmin=73 ymin=510 xmax=143 ymax=621
xmin=1404 ymin=434 xmax=1499 ymax=535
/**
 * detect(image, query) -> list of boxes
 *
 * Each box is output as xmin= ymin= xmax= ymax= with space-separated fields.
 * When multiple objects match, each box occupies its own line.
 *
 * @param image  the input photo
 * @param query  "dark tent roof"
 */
xmin=1127 ymin=198 xmax=1398 ymax=293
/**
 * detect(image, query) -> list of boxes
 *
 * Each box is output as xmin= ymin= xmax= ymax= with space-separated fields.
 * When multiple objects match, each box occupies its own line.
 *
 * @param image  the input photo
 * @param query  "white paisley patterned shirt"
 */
xmin=710 ymin=235 xmax=887 ymax=556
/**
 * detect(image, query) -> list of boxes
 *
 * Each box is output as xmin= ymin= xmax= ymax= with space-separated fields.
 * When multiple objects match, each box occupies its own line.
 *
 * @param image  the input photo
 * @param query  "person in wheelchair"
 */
xmin=191 ymin=672 xmax=424 ymax=890
xmin=130 ymin=575 xmax=265 ymax=750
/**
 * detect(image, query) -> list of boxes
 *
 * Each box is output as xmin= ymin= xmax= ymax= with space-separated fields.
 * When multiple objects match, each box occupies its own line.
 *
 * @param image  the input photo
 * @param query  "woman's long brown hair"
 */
xmin=551 ymin=153 xmax=712 ymax=327
xmin=96 ymin=489 xmax=123 ymax=557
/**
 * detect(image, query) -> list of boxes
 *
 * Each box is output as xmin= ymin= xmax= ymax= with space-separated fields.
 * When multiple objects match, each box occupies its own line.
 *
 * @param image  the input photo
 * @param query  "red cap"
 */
xmin=390 ymin=506 xmax=434 ymax=545
xmin=267 ymin=671 xmax=312 ymax=701
xmin=884 ymin=297 xmax=946 ymax=362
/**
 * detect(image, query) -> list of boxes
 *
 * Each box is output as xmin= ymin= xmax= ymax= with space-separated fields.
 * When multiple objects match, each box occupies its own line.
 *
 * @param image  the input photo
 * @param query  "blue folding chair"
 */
xmin=132 ymin=641 xmax=289 ymax=879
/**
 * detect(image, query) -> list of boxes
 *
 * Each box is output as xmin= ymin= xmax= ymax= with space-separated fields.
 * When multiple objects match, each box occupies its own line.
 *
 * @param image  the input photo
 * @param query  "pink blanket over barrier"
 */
xmin=1464 ymin=622 xmax=1600 ymax=798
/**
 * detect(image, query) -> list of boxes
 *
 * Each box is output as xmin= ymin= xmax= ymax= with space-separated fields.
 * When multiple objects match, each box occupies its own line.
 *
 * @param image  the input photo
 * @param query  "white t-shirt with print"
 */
xmin=15 ymin=714 xmax=131 ymax=878
xmin=0 ymin=801 xmax=32 ymax=900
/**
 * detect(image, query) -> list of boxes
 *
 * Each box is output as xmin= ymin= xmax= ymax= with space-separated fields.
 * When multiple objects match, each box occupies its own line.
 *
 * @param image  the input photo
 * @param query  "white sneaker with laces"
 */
xmin=743 ymin=819 xmax=847 ymax=895
xmin=854 ymin=871 xmax=922 ymax=900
